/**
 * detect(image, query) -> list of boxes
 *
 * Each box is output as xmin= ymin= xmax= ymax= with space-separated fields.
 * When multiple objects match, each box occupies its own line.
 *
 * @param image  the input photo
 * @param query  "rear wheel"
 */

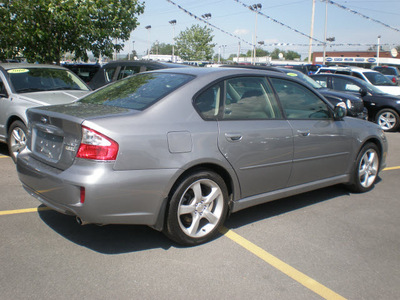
xmin=7 ymin=121 xmax=27 ymax=163
xmin=376 ymin=108 xmax=400 ymax=132
xmin=164 ymin=170 xmax=229 ymax=246
xmin=347 ymin=143 xmax=380 ymax=193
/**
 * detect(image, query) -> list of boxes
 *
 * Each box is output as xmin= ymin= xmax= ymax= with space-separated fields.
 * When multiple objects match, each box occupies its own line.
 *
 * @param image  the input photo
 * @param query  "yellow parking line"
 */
xmin=2 ymin=164 xmax=399 ymax=299
xmin=383 ymin=166 xmax=400 ymax=171
xmin=0 ymin=207 xmax=51 ymax=216
xmin=220 ymin=227 xmax=347 ymax=300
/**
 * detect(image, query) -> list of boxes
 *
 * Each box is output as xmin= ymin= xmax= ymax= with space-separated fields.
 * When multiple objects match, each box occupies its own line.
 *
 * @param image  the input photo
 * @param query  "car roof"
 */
xmin=100 ymin=60 xmax=191 ymax=69
xmin=150 ymin=65 xmax=291 ymax=78
xmin=0 ymin=63 xmax=67 ymax=70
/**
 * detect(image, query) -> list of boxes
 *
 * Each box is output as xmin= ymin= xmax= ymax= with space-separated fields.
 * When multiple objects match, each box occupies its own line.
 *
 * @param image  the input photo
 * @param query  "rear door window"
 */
xmin=270 ymin=77 xmax=331 ymax=120
xmin=222 ymin=77 xmax=282 ymax=120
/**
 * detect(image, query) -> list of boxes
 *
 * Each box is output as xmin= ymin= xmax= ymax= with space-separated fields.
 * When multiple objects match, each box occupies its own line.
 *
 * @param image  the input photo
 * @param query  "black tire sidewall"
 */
xmin=164 ymin=170 xmax=229 ymax=246
xmin=7 ymin=120 xmax=27 ymax=162
xmin=349 ymin=143 xmax=380 ymax=193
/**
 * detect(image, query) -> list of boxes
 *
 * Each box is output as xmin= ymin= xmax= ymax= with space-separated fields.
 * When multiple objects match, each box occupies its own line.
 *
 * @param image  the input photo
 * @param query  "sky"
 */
xmin=123 ymin=0 xmax=400 ymax=60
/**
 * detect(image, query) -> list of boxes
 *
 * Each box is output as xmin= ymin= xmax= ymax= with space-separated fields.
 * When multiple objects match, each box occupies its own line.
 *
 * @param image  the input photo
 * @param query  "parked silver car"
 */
xmin=0 ymin=63 xmax=91 ymax=161
xmin=17 ymin=67 xmax=387 ymax=245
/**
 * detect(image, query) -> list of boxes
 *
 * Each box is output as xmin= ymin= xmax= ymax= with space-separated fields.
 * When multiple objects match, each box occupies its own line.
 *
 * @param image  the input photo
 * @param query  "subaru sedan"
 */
xmin=17 ymin=68 xmax=387 ymax=246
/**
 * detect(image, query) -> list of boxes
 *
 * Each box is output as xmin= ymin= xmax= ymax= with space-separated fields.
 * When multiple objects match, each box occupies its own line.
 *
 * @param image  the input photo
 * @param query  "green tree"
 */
xmin=245 ymin=48 xmax=270 ymax=57
xmin=270 ymin=48 xmax=284 ymax=59
xmin=285 ymin=50 xmax=301 ymax=60
xmin=150 ymin=42 xmax=173 ymax=55
xmin=0 ymin=0 xmax=144 ymax=64
xmin=175 ymin=25 xmax=215 ymax=61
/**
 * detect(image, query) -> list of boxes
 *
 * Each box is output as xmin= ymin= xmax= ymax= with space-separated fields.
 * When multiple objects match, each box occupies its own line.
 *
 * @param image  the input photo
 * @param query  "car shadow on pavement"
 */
xmin=38 ymin=208 xmax=173 ymax=254
xmin=37 ymin=181 xmax=381 ymax=253
xmin=225 ymin=184 xmax=355 ymax=229
xmin=0 ymin=143 xmax=10 ymax=156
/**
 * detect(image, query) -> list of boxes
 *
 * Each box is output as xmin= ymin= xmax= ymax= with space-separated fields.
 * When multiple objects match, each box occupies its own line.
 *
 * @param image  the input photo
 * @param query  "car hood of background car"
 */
xmin=17 ymin=90 xmax=90 ymax=106
xmin=319 ymin=88 xmax=361 ymax=101
xmin=375 ymin=85 xmax=400 ymax=96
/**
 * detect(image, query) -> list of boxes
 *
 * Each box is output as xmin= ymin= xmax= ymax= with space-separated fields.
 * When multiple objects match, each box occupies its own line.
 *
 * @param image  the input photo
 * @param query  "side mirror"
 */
xmin=359 ymin=88 xmax=367 ymax=97
xmin=334 ymin=104 xmax=347 ymax=120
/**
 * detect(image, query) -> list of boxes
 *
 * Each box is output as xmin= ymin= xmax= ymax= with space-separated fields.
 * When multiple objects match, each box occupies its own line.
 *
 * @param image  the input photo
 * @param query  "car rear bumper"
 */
xmin=17 ymin=151 xmax=177 ymax=226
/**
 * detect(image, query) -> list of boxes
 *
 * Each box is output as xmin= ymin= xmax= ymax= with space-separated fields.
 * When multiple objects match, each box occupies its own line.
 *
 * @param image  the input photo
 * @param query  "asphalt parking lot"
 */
xmin=1 ymin=133 xmax=400 ymax=300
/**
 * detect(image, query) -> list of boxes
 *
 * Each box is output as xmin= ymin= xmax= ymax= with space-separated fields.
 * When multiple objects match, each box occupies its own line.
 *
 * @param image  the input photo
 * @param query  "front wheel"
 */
xmin=164 ymin=170 xmax=229 ymax=246
xmin=375 ymin=108 xmax=400 ymax=132
xmin=7 ymin=121 xmax=27 ymax=163
xmin=347 ymin=143 xmax=380 ymax=193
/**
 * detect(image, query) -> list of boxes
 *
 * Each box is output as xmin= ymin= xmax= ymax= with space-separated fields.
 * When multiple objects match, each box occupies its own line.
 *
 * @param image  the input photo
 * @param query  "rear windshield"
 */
xmin=363 ymin=71 xmax=395 ymax=86
xmin=7 ymin=67 xmax=89 ymax=93
xmin=79 ymin=72 xmax=194 ymax=111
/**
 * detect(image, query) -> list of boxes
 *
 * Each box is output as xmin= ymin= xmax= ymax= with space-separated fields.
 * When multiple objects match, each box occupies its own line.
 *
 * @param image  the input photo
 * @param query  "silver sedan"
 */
xmin=17 ymin=67 xmax=388 ymax=245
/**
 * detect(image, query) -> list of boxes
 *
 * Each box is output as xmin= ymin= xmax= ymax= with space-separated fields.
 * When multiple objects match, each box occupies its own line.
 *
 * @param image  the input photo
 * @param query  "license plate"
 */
xmin=33 ymin=130 xmax=63 ymax=161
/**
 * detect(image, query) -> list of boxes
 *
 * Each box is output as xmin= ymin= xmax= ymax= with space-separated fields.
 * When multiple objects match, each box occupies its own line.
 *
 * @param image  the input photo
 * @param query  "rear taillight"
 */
xmin=76 ymin=126 xmax=119 ymax=160
xmin=392 ymin=77 xmax=396 ymax=83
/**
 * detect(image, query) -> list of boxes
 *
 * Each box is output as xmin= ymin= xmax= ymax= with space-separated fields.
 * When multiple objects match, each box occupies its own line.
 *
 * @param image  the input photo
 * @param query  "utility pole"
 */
xmin=308 ymin=0 xmax=315 ymax=64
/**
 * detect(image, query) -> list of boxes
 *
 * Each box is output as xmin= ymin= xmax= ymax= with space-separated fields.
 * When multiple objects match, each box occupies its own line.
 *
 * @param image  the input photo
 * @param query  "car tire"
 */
xmin=376 ymin=108 xmax=400 ymax=132
xmin=347 ymin=143 xmax=380 ymax=193
xmin=164 ymin=169 xmax=229 ymax=246
xmin=7 ymin=120 xmax=27 ymax=163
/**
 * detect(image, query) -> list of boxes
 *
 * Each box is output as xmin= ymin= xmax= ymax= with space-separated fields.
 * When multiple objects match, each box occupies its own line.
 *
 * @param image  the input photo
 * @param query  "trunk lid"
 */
xmin=26 ymin=102 xmax=131 ymax=170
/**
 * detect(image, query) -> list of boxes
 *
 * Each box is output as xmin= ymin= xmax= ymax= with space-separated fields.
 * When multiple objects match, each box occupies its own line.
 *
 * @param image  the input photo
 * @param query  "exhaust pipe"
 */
xmin=76 ymin=216 xmax=90 ymax=226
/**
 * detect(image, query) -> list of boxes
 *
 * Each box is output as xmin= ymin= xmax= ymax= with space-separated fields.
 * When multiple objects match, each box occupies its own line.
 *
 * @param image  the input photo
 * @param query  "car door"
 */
xmin=195 ymin=76 xmax=294 ymax=199
xmin=269 ymin=77 xmax=352 ymax=186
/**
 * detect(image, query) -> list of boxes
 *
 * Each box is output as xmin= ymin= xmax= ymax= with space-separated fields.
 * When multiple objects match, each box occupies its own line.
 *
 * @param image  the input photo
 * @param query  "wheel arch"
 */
xmin=151 ymin=162 xmax=237 ymax=232
xmin=355 ymin=137 xmax=385 ymax=171
xmin=6 ymin=115 xmax=26 ymax=139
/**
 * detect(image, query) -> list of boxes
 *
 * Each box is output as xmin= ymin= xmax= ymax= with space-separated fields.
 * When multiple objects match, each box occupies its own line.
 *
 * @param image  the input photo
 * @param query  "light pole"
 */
xmin=218 ymin=45 xmax=226 ymax=64
xmin=258 ymin=41 xmax=264 ymax=62
xmin=377 ymin=35 xmax=381 ymax=66
xmin=322 ymin=0 xmax=328 ymax=65
xmin=308 ymin=0 xmax=316 ymax=64
xmin=251 ymin=3 xmax=262 ymax=65
xmin=169 ymin=19 xmax=176 ymax=63
xmin=145 ymin=25 xmax=151 ymax=59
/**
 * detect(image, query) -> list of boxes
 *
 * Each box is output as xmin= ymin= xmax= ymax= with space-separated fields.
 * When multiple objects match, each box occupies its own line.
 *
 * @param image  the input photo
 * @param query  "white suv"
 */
xmin=316 ymin=66 xmax=400 ymax=95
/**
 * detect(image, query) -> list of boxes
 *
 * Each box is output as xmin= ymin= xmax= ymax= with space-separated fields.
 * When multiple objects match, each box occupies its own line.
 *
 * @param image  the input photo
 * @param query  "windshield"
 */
xmin=282 ymin=70 xmax=322 ymax=89
xmin=364 ymin=71 xmax=395 ymax=86
xmin=8 ymin=68 xmax=89 ymax=93
xmin=80 ymin=72 xmax=194 ymax=111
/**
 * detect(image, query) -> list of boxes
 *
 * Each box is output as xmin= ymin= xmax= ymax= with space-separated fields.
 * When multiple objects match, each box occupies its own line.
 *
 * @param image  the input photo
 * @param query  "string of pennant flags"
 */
xmin=321 ymin=0 xmax=400 ymax=33
xmin=232 ymin=0 xmax=324 ymax=43
xmin=165 ymin=0 xmax=397 ymax=49
xmin=260 ymin=43 xmax=396 ymax=47
xmin=165 ymin=0 xmax=254 ymax=47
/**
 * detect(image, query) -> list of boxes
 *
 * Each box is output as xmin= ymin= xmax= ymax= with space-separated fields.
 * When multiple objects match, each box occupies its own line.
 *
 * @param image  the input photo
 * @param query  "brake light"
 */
xmin=76 ymin=126 xmax=119 ymax=160
xmin=392 ymin=77 xmax=396 ymax=83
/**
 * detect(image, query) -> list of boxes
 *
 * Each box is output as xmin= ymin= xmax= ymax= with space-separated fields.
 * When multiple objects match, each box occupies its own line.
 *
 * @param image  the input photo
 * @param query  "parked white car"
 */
xmin=0 ymin=63 xmax=91 ymax=161
xmin=316 ymin=66 xmax=400 ymax=96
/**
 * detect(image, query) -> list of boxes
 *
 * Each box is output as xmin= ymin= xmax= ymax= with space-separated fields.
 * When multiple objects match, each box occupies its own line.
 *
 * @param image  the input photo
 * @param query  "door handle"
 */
xmin=225 ymin=133 xmax=243 ymax=142
xmin=297 ymin=130 xmax=311 ymax=137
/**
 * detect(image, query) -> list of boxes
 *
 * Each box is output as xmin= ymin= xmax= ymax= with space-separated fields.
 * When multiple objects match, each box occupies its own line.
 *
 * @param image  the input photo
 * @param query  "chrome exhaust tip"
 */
xmin=76 ymin=216 xmax=89 ymax=226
